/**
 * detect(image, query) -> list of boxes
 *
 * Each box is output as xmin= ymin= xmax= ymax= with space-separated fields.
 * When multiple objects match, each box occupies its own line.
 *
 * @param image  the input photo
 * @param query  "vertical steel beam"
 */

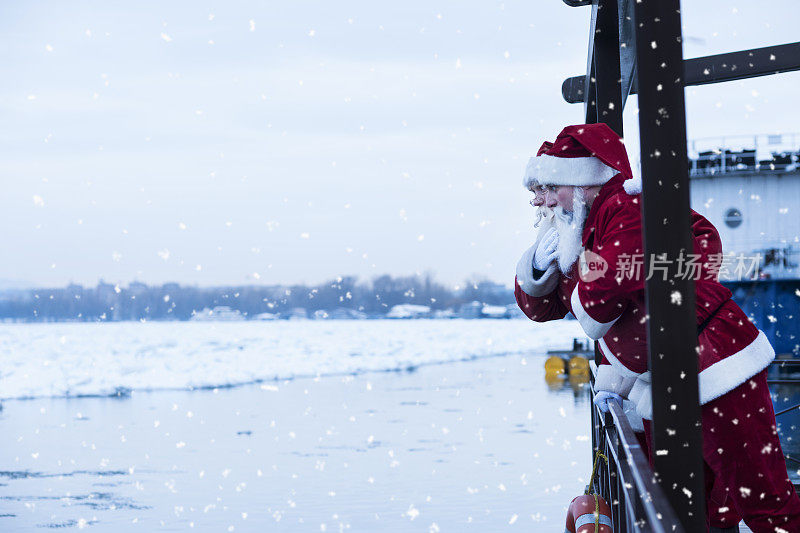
xmin=632 ymin=1 xmax=706 ymax=530
xmin=618 ymin=0 xmax=638 ymax=109
xmin=585 ymin=60 xmax=598 ymax=124
xmin=592 ymin=0 xmax=624 ymax=136
xmin=584 ymin=2 xmax=599 ymax=125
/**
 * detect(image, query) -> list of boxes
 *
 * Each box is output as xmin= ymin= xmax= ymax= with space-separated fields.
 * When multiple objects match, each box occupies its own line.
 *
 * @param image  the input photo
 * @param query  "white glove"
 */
xmin=593 ymin=390 xmax=623 ymax=414
xmin=533 ymin=227 xmax=559 ymax=271
xmin=516 ymin=241 xmax=559 ymax=297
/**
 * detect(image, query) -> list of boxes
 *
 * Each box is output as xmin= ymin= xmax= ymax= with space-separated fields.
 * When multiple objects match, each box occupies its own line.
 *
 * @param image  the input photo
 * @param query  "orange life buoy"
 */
xmin=564 ymin=493 xmax=613 ymax=532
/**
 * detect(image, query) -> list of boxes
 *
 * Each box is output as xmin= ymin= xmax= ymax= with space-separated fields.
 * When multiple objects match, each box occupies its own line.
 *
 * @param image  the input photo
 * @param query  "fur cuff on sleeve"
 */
xmin=516 ymin=244 xmax=560 ymax=297
xmin=622 ymin=399 xmax=645 ymax=432
xmin=628 ymin=372 xmax=652 ymax=420
xmin=594 ymin=364 xmax=637 ymax=397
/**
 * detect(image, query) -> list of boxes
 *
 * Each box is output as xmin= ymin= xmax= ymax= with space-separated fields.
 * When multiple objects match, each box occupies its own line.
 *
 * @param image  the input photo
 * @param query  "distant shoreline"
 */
xmin=1 ymin=314 xmax=534 ymax=324
xmin=0 ymin=275 xmax=518 ymax=322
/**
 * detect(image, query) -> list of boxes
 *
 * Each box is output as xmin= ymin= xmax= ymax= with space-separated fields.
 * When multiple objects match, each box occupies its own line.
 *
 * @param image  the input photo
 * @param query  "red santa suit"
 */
xmin=516 ymin=123 xmax=800 ymax=532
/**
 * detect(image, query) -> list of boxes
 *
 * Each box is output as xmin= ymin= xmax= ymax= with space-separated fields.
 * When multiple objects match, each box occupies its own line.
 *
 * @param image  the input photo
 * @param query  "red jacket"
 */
xmin=515 ymin=173 xmax=774 ymax=416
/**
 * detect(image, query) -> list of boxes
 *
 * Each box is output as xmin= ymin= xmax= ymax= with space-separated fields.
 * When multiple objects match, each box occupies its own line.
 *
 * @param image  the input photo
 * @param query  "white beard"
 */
xmin=552 ymin=190 xmax=588 ymax=275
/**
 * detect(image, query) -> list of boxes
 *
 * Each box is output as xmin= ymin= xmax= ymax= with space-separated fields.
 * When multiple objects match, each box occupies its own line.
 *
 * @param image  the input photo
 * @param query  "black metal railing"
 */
xmin=769 ymin=360 xmax=800 ymax=417
xmin=589 ymin=362 xmax=685 ymax=532
xmin=768 ymin=359 xmax=800 ymax=496
xmin=591 ymin=358 xmax=800 ymax=530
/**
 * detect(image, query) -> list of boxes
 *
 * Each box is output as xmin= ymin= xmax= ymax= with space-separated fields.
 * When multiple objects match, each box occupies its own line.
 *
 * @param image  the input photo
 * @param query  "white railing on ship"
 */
xmin=689 ymin=133 xmax=800 ymax=176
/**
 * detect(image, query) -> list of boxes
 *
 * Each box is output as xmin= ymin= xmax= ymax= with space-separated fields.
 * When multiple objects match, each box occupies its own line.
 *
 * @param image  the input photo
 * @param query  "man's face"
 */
xmin=529 ymin=185 xmax=547 ymax=207
xmin=544 ymin=185 xmax=575 ymax=212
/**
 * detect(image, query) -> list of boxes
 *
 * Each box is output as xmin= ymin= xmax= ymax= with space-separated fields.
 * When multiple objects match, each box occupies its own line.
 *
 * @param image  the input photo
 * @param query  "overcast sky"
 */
xmin=2 ymin=0 xmax=799 ymax=288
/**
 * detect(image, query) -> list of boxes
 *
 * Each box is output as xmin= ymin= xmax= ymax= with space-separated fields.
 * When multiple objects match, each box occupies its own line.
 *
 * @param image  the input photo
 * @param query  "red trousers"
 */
xmin=642 ymin=370 xmax=800 ymax=532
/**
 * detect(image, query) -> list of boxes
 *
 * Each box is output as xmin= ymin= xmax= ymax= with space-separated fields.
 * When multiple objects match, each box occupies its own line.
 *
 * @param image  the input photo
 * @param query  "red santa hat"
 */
xmin=523 ymin=123 xmax=641 ymax=194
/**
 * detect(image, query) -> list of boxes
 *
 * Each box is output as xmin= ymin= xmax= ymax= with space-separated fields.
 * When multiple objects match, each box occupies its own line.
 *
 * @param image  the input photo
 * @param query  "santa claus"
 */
xmin=515 ymin=123 xmax=800 ymax=532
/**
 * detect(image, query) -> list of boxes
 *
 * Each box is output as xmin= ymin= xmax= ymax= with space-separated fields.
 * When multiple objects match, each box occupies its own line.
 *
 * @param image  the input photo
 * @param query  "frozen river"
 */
xmin=0 ymin=319 xmax=594 ymax=531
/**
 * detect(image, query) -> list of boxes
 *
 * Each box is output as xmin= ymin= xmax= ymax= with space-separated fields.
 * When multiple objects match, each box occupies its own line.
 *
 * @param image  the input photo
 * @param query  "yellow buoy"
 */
xmin=568 ymin=355 xmax=590 ymax=374
xmin=544 ymin=369 xmax=566 ymax=391
xmin=568 ymin=369 xmax=590 ymax=391
xmin=545 ymin=355 xmax=567 ymax=374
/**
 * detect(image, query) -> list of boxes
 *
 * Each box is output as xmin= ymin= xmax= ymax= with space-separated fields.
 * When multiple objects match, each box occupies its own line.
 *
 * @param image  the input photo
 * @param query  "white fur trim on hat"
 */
xmin=523 ymin=157 xmax=539 ymax=188
xmin=525 ymin=154 xmax=619 ymax=188
xmin=570 ymin=284 xmax=622 ymax=340
xmin=623 ymin=174 xmax=642 ymax=195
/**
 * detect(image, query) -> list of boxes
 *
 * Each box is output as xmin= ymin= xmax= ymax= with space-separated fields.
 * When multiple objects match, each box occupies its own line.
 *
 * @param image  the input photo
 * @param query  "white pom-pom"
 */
xmin=623 ymin=175 xmax=642 ymax=195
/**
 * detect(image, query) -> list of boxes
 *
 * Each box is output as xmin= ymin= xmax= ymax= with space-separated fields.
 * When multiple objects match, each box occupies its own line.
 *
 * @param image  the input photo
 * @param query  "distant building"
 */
xmin=127 ymin=281 xmax=149 ymax=297
xmin=689 ymin=134 xmax=800 ymax=279
xmin=287 ymin=308 xmax=308 ymax=320
xmin=162 ymin=282 xmax=181 ymax=293
xmin=386 ymin=304 xmax=431 ymax=319
xmin=457 ymin=301 xmax=483 ymax=319
xmin=687 ymin=134 xmax=800 ymax=355
xmin=505 ymin=304 xmax=526 ymax=319
xmin=480 ymin=304 xmax=508 ymax=319
xmin=479 ymin=281 xmax=509 ymax=301
xmin=329 ymin=308 xmax=367 ymax=320
xmin=190 ymin=306 xmax=244 ymax=321
xmin=96 ymin=280 xmax=116 ymax=300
